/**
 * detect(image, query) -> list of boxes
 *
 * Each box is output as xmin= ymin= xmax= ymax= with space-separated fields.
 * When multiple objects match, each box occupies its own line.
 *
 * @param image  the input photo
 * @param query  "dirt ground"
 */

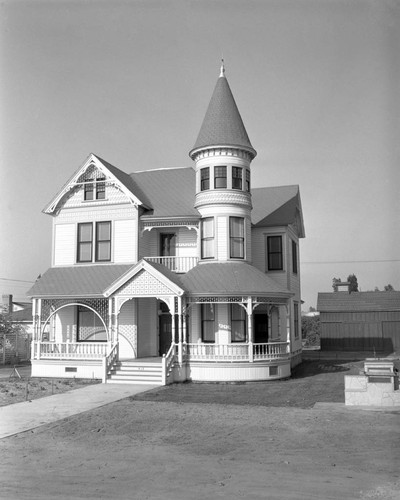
xmin=0 ymin=361 xmax=399 ymax=500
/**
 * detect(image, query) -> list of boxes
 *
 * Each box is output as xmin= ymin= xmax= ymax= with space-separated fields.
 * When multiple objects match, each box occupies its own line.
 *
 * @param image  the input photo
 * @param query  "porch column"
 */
xmin=286 ymin=304 xmax=291 ymax=354
xmin=247 ymin=297 xmax=253 ymax=363
xmin=177 ymin=297 xmax=183 ymax=364
xmin=36 ymin=299 xmax=42 ymax=359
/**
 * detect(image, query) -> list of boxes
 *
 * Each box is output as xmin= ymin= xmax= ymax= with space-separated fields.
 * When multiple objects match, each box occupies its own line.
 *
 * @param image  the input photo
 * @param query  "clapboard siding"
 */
xmin=54 ymin=224 xmax=75 ymax=266
xmin=114 ymin=219 xmax=137 ymax=263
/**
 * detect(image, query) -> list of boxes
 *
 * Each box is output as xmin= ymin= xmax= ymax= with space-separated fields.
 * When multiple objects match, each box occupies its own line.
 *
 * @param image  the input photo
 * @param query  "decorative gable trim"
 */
xmin=43 ymin=154 xmax=144 ymax=215
xmin=105 ymin=259 xmax=185 ymax=297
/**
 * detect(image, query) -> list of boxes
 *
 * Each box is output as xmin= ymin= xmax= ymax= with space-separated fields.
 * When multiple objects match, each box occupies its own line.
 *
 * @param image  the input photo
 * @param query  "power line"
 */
xmin=0 ymin=278 xmax=35 ymax=284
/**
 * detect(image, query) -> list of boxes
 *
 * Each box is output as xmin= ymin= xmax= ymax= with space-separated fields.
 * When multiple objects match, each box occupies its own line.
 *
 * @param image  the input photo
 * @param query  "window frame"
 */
xmin=294 ymin=302 xmax=299 ymax=339
xmin=95 ymin=221 xmax=112 ymax=262
xmin=231 ymin=303 xmax=247 ymax=343
xmin=200 ymin=167 xmax=210 ymax=191
xmin=246 ymin=169 xmax=250 ymax=192
xmin=292 ymin=239 xmax=298 ymax=275
xmin=232 ymin=167 xmax=242 ymax=190
xmin=201 ymin=304 xmax=215 ymax=343
xmin=77 ymin=222 xmax=93 ymax=263
xmin=201 ymin=217 xmax=214 ymax=260
xmin=96 ymin=177 xmax=106 ymax=200
xmin=214 ymin=166 xmax=227 ymax=189
xmin=84 ymin=180 xmax=94 ymax=201
xmin=267 ymin=235 xmax=283 ymax=271
xmin=229 ymin=217 xmax=245 ymax=259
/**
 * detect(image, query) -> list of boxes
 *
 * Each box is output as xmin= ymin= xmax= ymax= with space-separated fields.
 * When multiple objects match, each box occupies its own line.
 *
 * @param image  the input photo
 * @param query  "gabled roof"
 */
xmin=251 ymin=185 xmax=305 ymax=238
xmin=317 ymin=291 xmax=400 ymax=313
xmin=27 ymin=265 xmax=133 ymax=298
xmin=190 ymin=69 xmax=256 ymax=158
xmin=130 ymin=167 xmax=199 ymax=219
xmin=43 ymin=154 xmax=149 ymax=214
xmin=180 ymin=262 xmax=292 ymax=298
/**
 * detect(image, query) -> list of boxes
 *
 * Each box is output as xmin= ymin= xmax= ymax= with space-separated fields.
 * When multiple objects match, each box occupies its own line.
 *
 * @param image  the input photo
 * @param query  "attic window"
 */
xmin=84 ymin=177 xmax=106 ymax=201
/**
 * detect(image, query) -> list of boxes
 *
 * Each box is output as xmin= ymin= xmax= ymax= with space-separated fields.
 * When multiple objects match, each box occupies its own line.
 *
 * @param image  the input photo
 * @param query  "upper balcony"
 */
xmin=144 ymin=256 xmax=199 ymax=273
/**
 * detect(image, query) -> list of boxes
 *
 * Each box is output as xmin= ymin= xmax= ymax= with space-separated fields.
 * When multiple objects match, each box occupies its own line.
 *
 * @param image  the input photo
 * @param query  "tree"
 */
xmin=384 ymin=284 xmax=394 ymax=291
xmin=301 ymin=316 xmax=320 ymax=347
xmin=347 ymin=274 xmax=359 ymax=292
xmin=0 ymin=312 xmax=24 ymax=336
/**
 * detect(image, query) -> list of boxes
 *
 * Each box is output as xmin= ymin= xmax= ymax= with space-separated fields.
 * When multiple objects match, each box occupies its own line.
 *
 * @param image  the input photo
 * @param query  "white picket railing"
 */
xmin=35 ymin=342 xmax=109 ymax=360
xmin=186 ymin=342 xmax=290 ymax=362
xmin=144 ymin=256 xmax=198 ymax=273
xmin=103 ymin=343 xmax=119 ymax=383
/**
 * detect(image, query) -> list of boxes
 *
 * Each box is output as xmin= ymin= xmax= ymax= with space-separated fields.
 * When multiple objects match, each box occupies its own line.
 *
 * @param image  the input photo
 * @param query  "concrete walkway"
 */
xmin=0 ymin=383 xmax=158 ymax=439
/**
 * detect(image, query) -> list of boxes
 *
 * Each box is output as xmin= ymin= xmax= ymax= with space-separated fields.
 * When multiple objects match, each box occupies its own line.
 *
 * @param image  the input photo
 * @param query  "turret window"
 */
xmin=229 ymin=217 xmax=245 ymax=259
xmin=214 ymin=166 xmax=227 ymax=188
xmin=246 ymin=170 xmax=250 ymax=192
xmin=232 ymin=167 xmax=242 ymax=190
xmin=200 ymin=168 xmax=210 ymax=191
xmin=201 ymin=217 xmax=214 ymax=259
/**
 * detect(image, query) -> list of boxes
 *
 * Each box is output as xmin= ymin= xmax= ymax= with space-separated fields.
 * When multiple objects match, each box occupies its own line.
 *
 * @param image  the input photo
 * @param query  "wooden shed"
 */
xmin=317 ymin=291 xmax=400 ymax=352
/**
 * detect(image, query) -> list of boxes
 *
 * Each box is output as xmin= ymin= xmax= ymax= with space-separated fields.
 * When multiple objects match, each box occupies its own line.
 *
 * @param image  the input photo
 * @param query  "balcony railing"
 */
xmin=144 ymin=256 xmax=198 ymax=273
xmin=186 ymin=342 xmax=290 ymax=362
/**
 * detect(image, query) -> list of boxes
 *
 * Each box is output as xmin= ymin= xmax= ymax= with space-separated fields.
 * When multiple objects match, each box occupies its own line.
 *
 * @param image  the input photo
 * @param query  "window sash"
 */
xmin=246 ymin=170 xmax=250 ymax=192
xmin=232 ymin=167 xmax=242 ymax=190
xmin=96 ymin=222 xmax=111 ymax=261
xmin=200 ymin=168 xmax=210 ymax=191
xmin=201 ymin=304 xmax=215 ymax=343
xmin=294 ymin=303 xmax=299 ymax=339
xmin=230 ymin=217 xmax=244 ymax=259
xmin=201 ymin=218 xmax=214 ymax=259
xmin=214 ymin=166 xmax=227 ymax=189
xmin=84 ymin=181 xmax=94 ymax=201
xmin=231 ymin=304 xmax=247 ymax=342
xmin=96 ymin=178 xmax=106 ymax=200
xmin=77 ymin=223 xmax=93 ymax=262
xmin=292 ymin=240 xmax=298 ymax=274
xmin=267 ymin=236 xmax=283 ymax=270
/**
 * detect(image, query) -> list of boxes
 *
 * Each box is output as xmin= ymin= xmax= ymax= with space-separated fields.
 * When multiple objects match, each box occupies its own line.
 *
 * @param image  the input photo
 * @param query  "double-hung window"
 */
xmin=267 ymin=235 xmax=283 ymax=271
xmin=77 ymin=223 xmax=93 ymax=262
xmin=229 ymin=217 xmax=244 ymax=259
xmin=246 ymin=169 xmax=250 ymax=192
xmin=232 ymin=167 xmax=242 ymax=190
xmin=201 ymin=304 xmax=215 ymax=343
xmin=292 ymin=240 xmax=298 ymax=274
xmin=200 ymin=168 xmax=210 ymax=191
xmin=84 ymin=177 xmax=106 ymax=200
xmin=84 ymin=181 xmax=94 ymax=201
xmin=294 ymin=302 xmax=299 ymax=339
xmin=214 ymin=166 xmax=227 ymax=188
xmin=201 ymin=217 xmax=214 ymax=259
xmin=96 ymin=222 xmax=111 ymax=261
xmin=77 ymin=221 xmax=111 ymax=263
xmin=231 ymin=304 xmax=246 ymax=342
xmin=96 ymin=178 xmax=106 ymax=200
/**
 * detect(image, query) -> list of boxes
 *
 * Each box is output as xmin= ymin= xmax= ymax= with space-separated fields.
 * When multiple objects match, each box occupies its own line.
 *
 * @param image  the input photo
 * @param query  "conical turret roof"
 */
xmin=190 ymin=66 xmax=256 ymax=158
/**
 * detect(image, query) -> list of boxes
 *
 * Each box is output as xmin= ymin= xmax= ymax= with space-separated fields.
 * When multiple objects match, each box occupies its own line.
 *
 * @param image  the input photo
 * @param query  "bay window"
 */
xmin=232 ymin=167 xmax=242 ymax=190
xmin=214 ymin=166 xmax=227 ymax=188
xmin=201 ymin=217 xmax=214 ymax=259
xmin=201 ymin=304 xmax=215 ymax=343
xmin=229 ymin=217 xmax=244 ymax=259
xmin=267 ymin=235 xmax=283 ymax=271
xmin=231 ymin=304 xmax=246 ymax=342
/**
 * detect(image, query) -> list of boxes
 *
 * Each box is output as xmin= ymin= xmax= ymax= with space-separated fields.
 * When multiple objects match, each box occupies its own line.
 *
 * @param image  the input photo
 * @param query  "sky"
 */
xmin=0 ymin=0 xmax=399 ymax=310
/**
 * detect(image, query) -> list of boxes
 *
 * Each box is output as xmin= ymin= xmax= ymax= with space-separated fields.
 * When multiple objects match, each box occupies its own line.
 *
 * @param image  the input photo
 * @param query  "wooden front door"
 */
xmin=254 ymin=313 xmax=269 ymax=343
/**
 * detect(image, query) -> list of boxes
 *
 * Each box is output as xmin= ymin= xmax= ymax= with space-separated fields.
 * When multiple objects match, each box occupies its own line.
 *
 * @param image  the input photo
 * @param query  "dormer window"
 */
xmin=232 ymin=167 xmax=242 ymax=190
xmin=200 ymin=167 xmax=210 ymax=191
xmin=84 ymin=181 xmax=94 ymax=201
xmin=214 ymin=166 xmax=227 ymax=188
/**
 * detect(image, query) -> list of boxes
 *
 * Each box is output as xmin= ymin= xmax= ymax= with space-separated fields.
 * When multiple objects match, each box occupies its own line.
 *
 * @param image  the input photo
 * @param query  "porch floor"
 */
xmin=118 ymin=357 xmax=163 ymax=363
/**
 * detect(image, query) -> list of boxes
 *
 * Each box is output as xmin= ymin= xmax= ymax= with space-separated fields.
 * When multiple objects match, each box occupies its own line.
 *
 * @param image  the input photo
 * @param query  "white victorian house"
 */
xmin=28 ymin=65 xmax=305 ymax=384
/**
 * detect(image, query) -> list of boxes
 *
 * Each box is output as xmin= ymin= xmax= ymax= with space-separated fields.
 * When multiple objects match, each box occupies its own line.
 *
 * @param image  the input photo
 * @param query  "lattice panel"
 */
xmin=118 ymin=324 xmax=137 ymax=354
xmin=117 ymin=269 xmax=175 ymax=296
xmin=192 ymin=296 xmax=246 ymax=304
xmin=41 ymin=298 xmax=109 ymax=325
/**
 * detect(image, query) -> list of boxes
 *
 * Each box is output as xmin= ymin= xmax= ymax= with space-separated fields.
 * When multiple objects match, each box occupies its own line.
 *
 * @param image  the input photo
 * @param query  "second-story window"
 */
xmin=96 ymin=221 xmax=111 ymax=261
xmin=200 ymin=167 xmax=210 ymax=191
xmin=77 ymin=223 xmax=93 ymax=262
xmin=201 ymin=217 xmax=214 ymax=259
xmin=214 ymin=166 xmax=227 ymax=188
xmin=292 ymin=240 xmax=298 ymax=274
xmin=267 ymin=235 xmax=283 ymax=271
xmin=229 ymin=217 xmax=244 ymax=259
xmin=77 ymin=221 xmax=111 ymax=263
xmin=232 ymin=167 xmax=242 ymax=190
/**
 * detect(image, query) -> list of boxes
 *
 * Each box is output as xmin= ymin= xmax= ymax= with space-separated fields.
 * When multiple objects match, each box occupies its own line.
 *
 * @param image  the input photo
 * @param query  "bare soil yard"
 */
xmin=0 ymin=360 xmax=398 ymax=500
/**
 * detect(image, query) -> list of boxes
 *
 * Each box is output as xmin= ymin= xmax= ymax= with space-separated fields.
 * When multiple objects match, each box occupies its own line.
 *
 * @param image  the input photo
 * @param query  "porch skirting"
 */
xmin=173 ymin=360 xmax=291 ymax=383
xmin=31 ymin=359 xmax=103 ymax=380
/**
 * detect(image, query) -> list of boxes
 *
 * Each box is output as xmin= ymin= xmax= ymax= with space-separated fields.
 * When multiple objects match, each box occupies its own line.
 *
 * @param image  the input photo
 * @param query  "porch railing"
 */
xmin=144 ymin=256 xmax=198 ymax=273
xmin=103 ymin=343 xmax=119 ymax=383
xmin=33 ymin=341 xmax=109 ymax=360
xmin=162 ymin=342 xmax=176 ymax=385
xmin=186 ymin=342 xmax=290 ymax=362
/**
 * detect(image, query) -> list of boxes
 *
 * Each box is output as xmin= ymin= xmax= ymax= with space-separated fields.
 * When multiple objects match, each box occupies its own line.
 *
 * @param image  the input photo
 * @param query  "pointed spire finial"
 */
xmin=219 ymin=58 xmax=225 ymax=78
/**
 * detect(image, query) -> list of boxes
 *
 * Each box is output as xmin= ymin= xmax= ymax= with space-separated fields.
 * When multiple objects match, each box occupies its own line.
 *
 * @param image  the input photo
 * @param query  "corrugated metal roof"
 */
xmin=317 ymin=291 xmax=400 ymax=312
xmin=27 ymin=265 xmax=133 ymax=298
xmin=131 ymin=167 xmax=200 ymax=218
xmin=190 ymin=75 xmax=256 ymax=157
xmin=180 ymin=262 xmax=292 ymax=297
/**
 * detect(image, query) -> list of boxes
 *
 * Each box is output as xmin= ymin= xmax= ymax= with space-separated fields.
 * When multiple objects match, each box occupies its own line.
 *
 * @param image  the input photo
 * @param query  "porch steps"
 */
xmin=107 ymin=360 xmax=163 ymax=385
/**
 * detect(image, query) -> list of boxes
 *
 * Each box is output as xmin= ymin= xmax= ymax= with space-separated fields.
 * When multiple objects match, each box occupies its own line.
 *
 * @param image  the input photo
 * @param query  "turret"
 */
xmin=189 ymin=63 xmax=257 ymax=263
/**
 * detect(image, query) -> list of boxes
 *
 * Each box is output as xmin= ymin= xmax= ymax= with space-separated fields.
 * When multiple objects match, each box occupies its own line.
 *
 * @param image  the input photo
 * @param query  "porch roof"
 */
xmin=27 ymin=265 xmax=133 ymax=298
xmin=180 ymin=262 xmax=293 ymax=299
